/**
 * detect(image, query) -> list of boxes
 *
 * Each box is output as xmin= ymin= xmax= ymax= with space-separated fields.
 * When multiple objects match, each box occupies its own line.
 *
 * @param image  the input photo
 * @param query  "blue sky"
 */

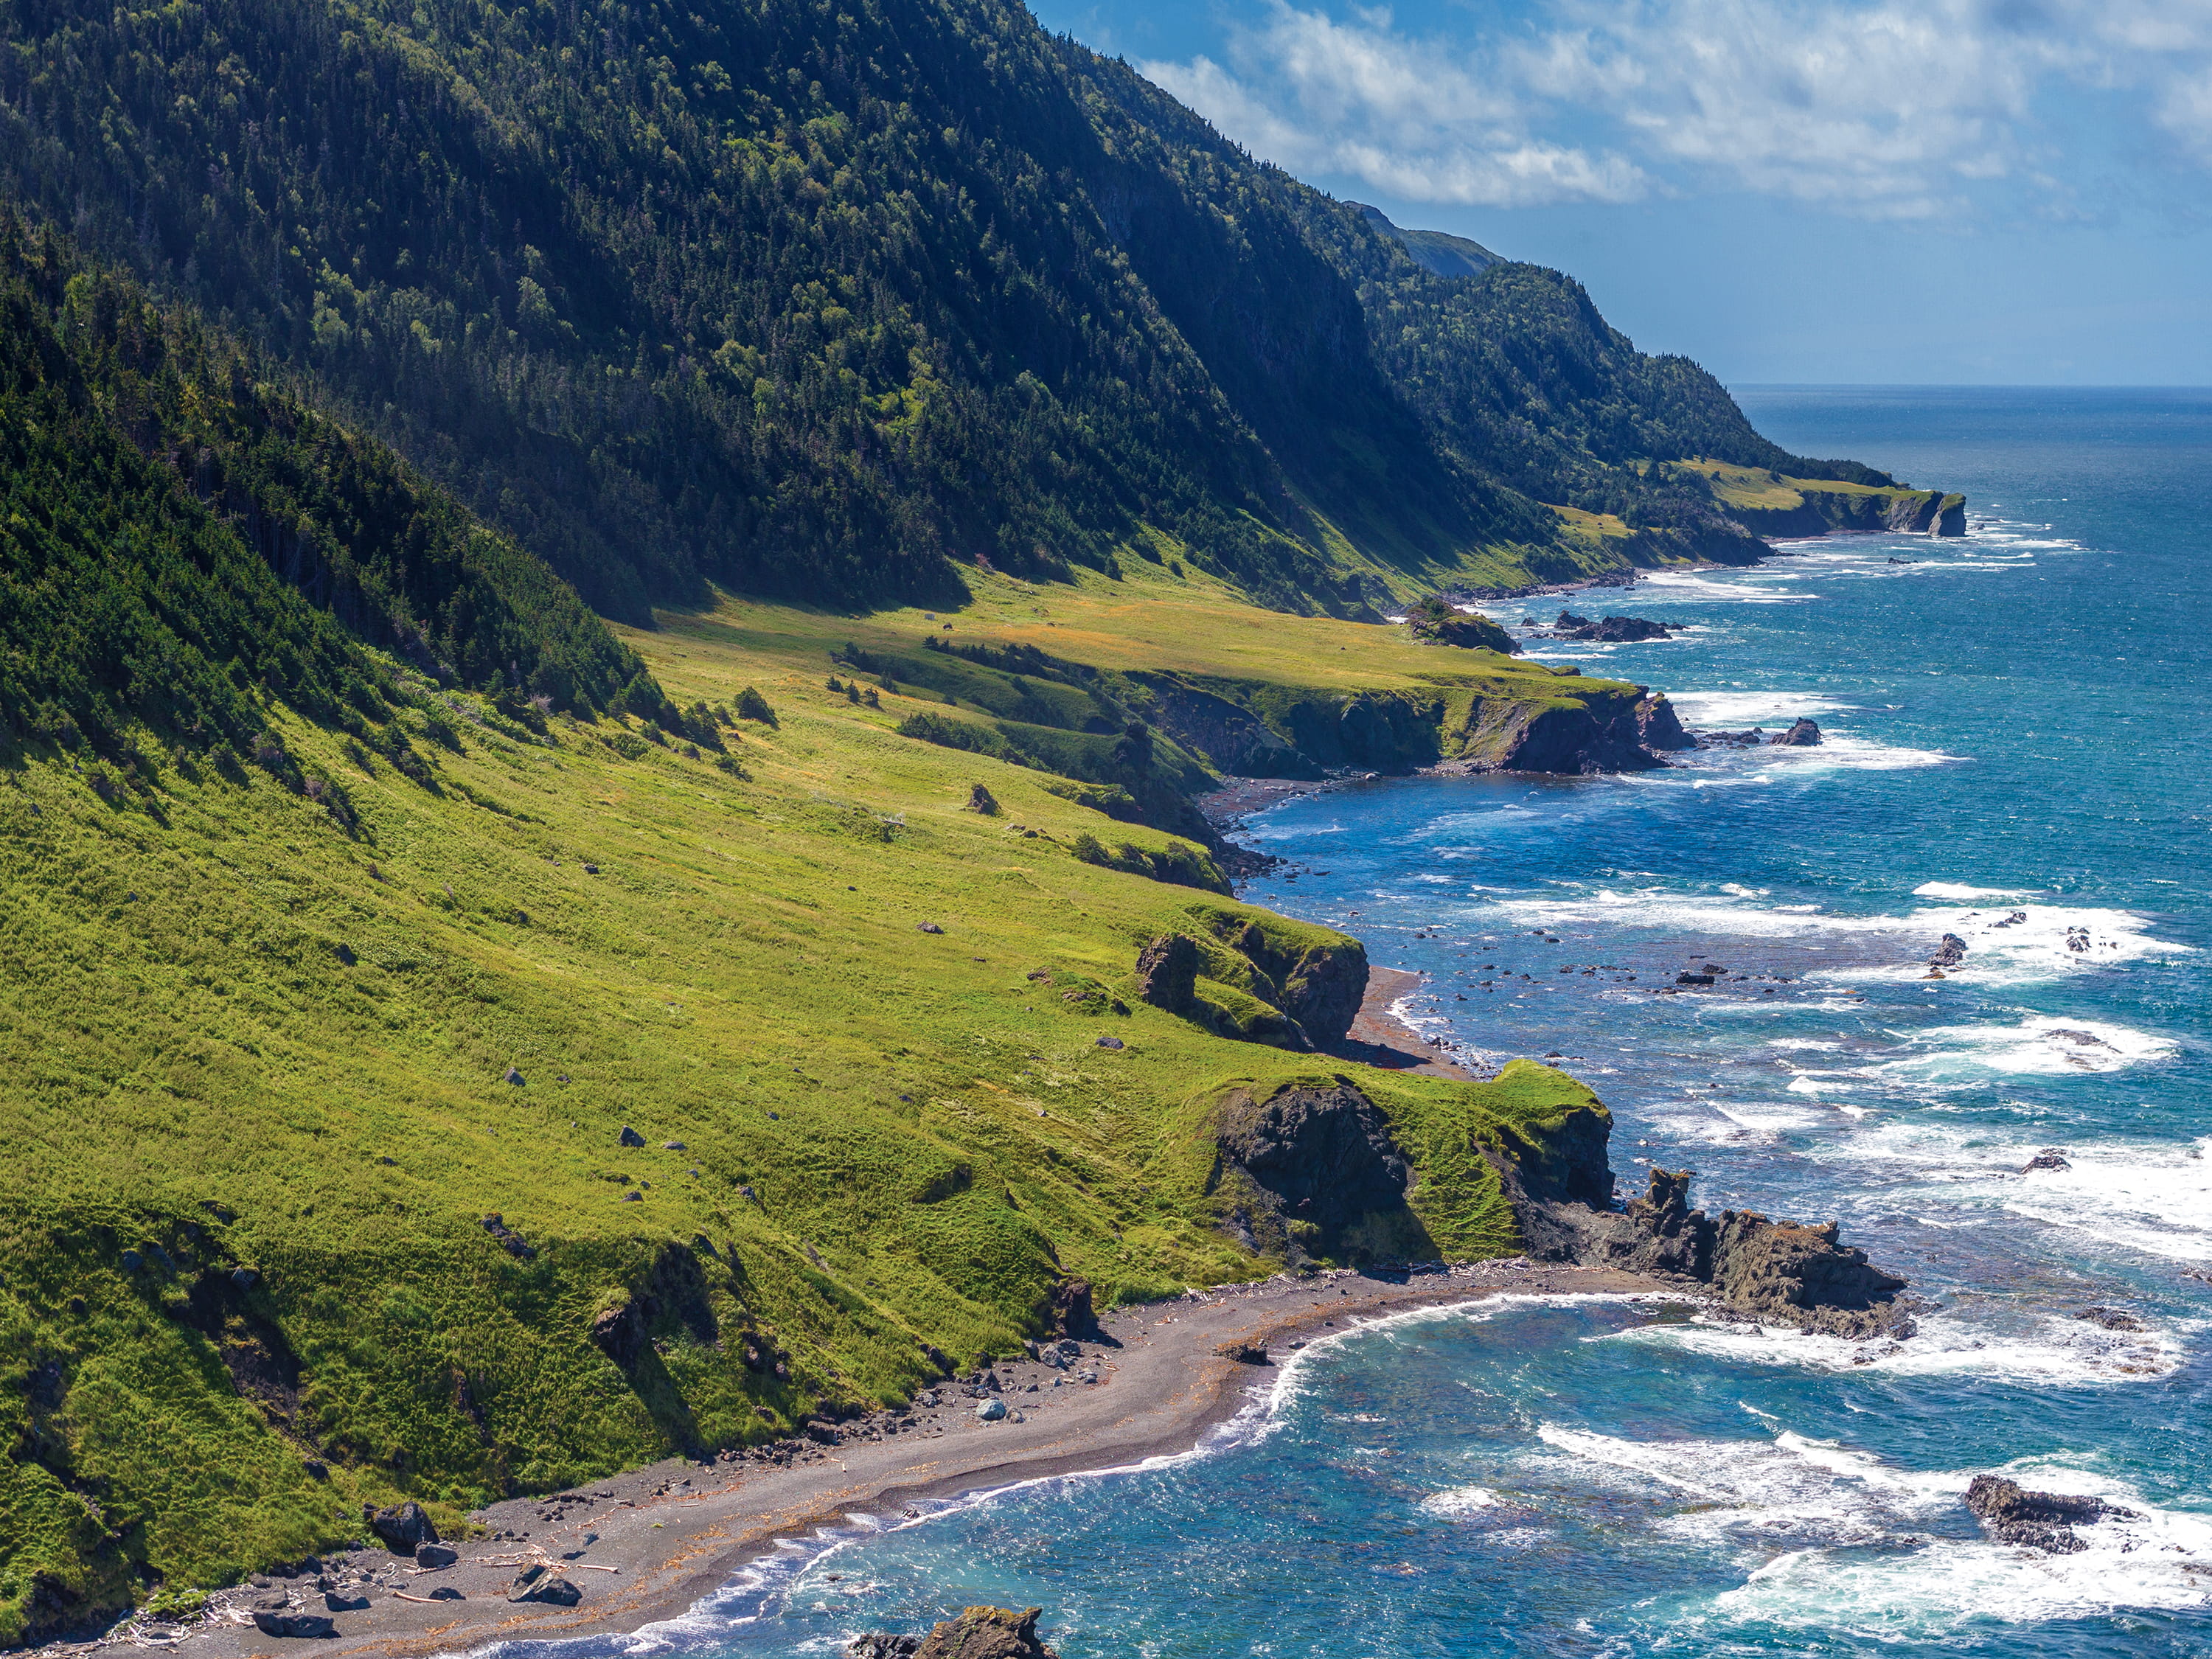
xmin=1031 ymin=0 xmax=2212 ymax=384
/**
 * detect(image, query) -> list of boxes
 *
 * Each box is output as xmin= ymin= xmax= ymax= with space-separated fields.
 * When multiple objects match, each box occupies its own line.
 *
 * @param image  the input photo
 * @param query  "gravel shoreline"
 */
xmin=87 ymin=1265 xmax=1679 ymax=1659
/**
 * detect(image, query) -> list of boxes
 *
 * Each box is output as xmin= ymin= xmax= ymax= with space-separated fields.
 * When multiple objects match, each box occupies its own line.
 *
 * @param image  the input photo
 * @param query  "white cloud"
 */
xmin=1141 ymin=5 xmax=1648 ymax=206
xmin=1138 ymin=0 xmax=2212 ymax=217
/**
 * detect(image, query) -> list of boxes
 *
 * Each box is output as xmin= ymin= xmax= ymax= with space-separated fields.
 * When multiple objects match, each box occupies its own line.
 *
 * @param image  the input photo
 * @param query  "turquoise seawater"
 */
xmin=580 ymin=389 xmax=2212 ymax=1656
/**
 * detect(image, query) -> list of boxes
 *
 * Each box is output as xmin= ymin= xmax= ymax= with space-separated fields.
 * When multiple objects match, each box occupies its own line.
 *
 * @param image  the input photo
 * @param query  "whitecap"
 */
xmin=1887 ymin=1015 xmax=2180 ymax=1077
xmin=1913 ymin=880 xmax=2039 ymax=900
xmin=1705 ymin=1493 xmax=2212 ymax=1632
xmin=1419 ymin=1485 xmax=1500 ymax=1517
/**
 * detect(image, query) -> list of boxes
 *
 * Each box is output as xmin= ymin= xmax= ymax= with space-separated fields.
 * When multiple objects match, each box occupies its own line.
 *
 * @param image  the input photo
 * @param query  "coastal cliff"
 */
xmin=1671 ymin=459 xmax=1966 ymax=539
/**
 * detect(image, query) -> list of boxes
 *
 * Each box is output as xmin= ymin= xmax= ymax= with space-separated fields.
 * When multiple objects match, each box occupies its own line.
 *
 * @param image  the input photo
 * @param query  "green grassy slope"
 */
xmin=0 ymin=561 xmax=1633 ymax=1644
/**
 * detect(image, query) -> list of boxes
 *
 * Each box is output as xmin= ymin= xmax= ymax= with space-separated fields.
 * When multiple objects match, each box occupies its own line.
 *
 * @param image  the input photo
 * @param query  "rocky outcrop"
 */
xmin=1408 ymin=604 xmax=1520 ymax=654
xmin=1186 ymin=907 xmax=1368 ymax=1046
xmin=1208 ymin=1080 xmax=1424 ymax=1265
xmin=1542 ymin=611 xmax=1672 ymax=642
xmin=1133 ymin=933 xmax=1200 ymax=1016
xmin=1500 ymin=1138 xmax=1915 ymax=1336
xmin=1490 ymin=698 xmax=1669 ymax=774
xmin=850 ymin=1606 xmax=1061 ymax=1659
xmin=1770 ymin=717 xmax=1822 ymax=746
xmin=1965 ymin=1475 xmax=2131 ymax=1553
xmin=1634 ymin=692 xmax=1695 ymax=752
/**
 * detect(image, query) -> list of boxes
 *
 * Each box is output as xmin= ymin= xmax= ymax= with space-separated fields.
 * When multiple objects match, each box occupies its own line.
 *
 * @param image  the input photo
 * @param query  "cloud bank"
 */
xmin=1139 ymin=0 xmax=2212 ymax=217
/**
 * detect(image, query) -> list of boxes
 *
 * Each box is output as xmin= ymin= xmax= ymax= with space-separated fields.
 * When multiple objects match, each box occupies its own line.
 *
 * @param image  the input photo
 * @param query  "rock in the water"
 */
xmin=1217 ymin=1340 xmax=1270 ymax=1366
xmin=2021 ymin=1148 xmax=2070 ymax=1172
xmin=1965 ymin=1473 xmax=2129 ymax=1552
xmin=1552 ymin=613 xmax=1672 ymax=642
xmin=362 ymin=1500 xmax=439 ymax=1554
xmin=1133 ymin=933 xmax=1200 ymax=1016
xmin=1502 ymin=1162 xmax=1914 ymax=1339
xmin=849 ymin=1639 xmax=922 ymax=1659
xmin=414 ymin=1543 xmax=459 ymax=1570
xmin=1695 ymin=728 xmax=1765 ymax=748
xmin=1769 ymin=717 xmax=1822 ymax=746
xmin=1929 ymin=932 xmax=1968 ymax=968
xmin=1633 ymin=693 xmax=1696 ymax=752
xmin=2075 ymin=1305 xmax=2146 ymax=1332
xmin=251 ymin=1613 xmax=337 ymax=1638
xmin=915 ymin=1606 xmax=1060 ymax=1659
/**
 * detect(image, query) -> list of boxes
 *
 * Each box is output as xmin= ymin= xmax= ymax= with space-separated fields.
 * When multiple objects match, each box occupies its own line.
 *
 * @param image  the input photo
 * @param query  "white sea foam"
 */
xmin=1705 ymin=1494 xmax=2212 ymax=1633
xmin=1477 ymin=885 xmax=2187 ymax=985
xmin=1666 ymin=690 xmax=1864 ymax=727
xmin=1890 ymin=1015 xmax=2180 ymax=1077
xmin=1807 ymin=1119 xmax=2212 ymax=1262
xmin=1913 ymin=880 xmax=2039 ymax=900
xmin=1537 ymin=1425 xmax=2212 ymax=1628
xmin=1636 ymin=571 xmax=1813 ymax=604
xmin=1600 ymin=1305 xmax=2184 ymax=1384
xmin=1419 ymin=1484 xmax=1500 ymax=1517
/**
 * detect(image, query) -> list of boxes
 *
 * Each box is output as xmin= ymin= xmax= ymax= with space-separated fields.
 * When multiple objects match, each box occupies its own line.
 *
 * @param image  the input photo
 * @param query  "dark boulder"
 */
xmin=427 ymin=1587 xmax=465 ymax=1601
xmin=481 ymin=1213 xmax=538 ymax=1259
xmin=251 ymin=1612 xmax=337 ymax=1638
xmin=1217 ymin=1340 xmax=1270 ymax=1366
xmin=1707 ymin=1208 xmax=1910 ymax=1335
xmin=1770 ymin=717 xmax=1822 ymax=746
xmin=362 ymin=1501 xmax=439 ymax=1554
xmin=967 ymin=782 xmax=999 ymax=815
xmin=1047 ymin=1276 xmax=1098 ymax=1338
xmin=414 ymin=1543 xmax=459 ymax=1570
xmin=1696 ymin=728 xmax=1765 ymax=748
xmin=1133 ymin=933 xmax=1200 ymax=1016
xmin=323 ymin=1594 xmax=369 ymax=1612
xmin=1965 ymin=1474 xmax=2129 ymax=1553
xmin=2075 ymin=1306 xmax=2145 ymax=1332
xmin=2021 ymin=1148 xmax=2070 ymax=1172
xmin=590 ymin=1301 xmax=647 ymax=1367
xmin=849 ymin=1640 xmax=922 ymax=1659
xmin=507 ymin=1563 xmax=583 ymax=1605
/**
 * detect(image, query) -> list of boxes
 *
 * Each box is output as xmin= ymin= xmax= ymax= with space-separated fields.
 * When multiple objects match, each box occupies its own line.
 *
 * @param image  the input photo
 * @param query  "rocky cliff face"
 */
xmin=1725 ymin=485 xmax=1966 ymax=540
xmin=1210 ymin=1082 xmax=1420 ymax=1264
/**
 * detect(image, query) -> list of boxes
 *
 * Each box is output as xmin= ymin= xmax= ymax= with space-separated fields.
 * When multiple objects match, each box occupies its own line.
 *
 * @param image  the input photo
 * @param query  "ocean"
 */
xmin=575 ymin=389 xmax=2212 ymax=1656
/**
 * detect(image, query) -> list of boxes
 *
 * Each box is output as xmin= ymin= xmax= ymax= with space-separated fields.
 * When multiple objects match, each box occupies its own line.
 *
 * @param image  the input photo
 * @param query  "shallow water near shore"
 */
xmin=581 ymin=389 xmax=2212 ymax=1655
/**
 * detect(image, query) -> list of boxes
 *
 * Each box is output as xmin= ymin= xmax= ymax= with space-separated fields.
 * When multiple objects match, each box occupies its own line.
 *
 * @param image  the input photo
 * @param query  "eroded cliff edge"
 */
xmin=1188 ymin=1065 xmax=1914 ymax=1338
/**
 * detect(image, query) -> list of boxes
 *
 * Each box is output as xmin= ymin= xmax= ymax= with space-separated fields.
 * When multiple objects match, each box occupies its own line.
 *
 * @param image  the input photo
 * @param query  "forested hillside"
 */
xmin=0 ymin=0 xmax=1880 ymax=617
xmin=0 ymin=214 xmax=653 ymax=774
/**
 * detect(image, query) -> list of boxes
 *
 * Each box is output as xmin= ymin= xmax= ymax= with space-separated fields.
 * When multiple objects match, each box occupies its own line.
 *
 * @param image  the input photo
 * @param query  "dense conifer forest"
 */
xmin=0 ymin=0 xmax=1879 ymax=622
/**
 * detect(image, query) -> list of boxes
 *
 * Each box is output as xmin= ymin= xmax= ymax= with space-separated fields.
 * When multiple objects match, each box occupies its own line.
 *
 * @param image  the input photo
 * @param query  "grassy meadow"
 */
xmin=0 ymin=557 xmax=1615 ymax=1638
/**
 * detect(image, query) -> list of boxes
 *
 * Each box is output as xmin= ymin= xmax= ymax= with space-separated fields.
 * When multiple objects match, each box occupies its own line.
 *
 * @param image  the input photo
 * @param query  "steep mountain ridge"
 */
xmin=0 ymin=0 xmax=1916 ymax=616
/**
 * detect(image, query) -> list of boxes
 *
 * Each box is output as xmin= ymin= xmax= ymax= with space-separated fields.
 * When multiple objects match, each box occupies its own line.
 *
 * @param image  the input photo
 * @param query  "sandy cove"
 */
xmin=125 ymin=1262 xmax=1677 ymax=1659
